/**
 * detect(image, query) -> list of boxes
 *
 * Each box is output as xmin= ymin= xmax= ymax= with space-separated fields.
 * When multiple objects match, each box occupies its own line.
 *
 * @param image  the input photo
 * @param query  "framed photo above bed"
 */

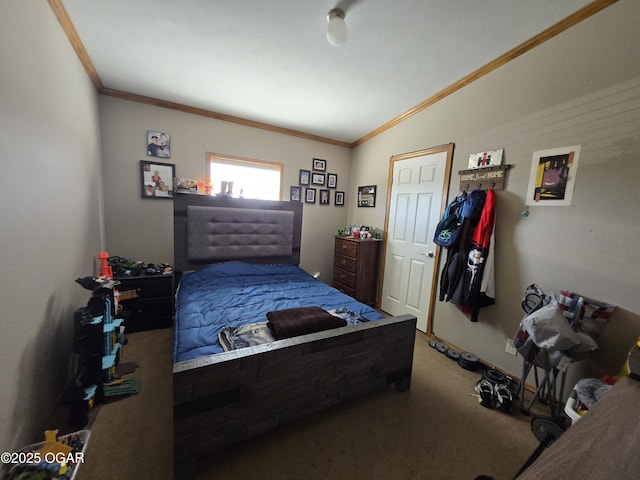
xmin=290 ymin=186 xmax=301 ymax=202
xmin=147 ymin=130 xmax=171 ymax=159
xmin=335 ymin=191 xmax=345 ymax=206
xmin=312 ymin=158 xmax=326 ymax=171
xmin=311 ymin=172 xmax=325 ymax=186
xmin=140 ymin=160 xmax=175 ymax=199
xmin=299 ymin=169 xmax=310 ymax=186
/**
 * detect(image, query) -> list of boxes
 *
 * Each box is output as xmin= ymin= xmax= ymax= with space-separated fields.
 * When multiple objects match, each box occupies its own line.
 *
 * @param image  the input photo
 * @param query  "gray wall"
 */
xmin=99 ymin=96 xmax=352 ymax=281
xmin=0 ymin=2 xmax=104 ymax=452
xmin=349 ymin=1 xmax=640 ymax=386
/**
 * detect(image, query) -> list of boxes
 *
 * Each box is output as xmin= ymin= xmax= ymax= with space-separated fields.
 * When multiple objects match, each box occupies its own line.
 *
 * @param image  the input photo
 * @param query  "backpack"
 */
xmin=433 ymin=192 xmax=467 ymax=248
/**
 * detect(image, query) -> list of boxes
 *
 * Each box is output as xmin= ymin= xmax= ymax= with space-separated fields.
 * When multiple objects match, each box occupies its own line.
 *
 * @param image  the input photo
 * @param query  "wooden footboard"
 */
xmin=173 ymin=314 xmax=417 ymax=477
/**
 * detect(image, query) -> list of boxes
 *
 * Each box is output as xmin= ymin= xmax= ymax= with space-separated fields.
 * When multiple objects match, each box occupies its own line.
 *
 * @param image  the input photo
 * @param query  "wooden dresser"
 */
xmin=332 ymin=236 xmax=380 ymax=307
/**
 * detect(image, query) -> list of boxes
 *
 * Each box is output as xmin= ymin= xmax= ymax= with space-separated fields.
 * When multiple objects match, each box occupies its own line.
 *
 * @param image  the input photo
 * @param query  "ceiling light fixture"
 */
xmin=326 ymin=7 xmax=347 ymax=47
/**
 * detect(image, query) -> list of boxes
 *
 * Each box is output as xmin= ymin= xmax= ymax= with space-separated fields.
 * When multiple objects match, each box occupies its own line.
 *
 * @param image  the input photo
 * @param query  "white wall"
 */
xmin=0 ymin=2 xmax=104 ymax=451
xmin=349 ymin=1 xmax=640 ymax=385
xmin=99 ymin=96 xmax=352 ymax=281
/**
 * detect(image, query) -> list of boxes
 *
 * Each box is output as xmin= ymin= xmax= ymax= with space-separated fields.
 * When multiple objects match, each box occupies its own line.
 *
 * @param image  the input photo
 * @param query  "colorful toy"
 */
xmin=98 ymin=251 xmax=113 ymax=279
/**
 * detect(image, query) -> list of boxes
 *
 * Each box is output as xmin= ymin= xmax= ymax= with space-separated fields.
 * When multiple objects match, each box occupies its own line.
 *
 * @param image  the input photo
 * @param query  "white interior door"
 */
xmin=380 ymin=145 xmax=452 ymax=332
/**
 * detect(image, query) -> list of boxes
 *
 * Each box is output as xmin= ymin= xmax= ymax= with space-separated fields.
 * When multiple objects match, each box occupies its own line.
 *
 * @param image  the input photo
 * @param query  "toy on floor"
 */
xmin=4 ymin=430 xmax=89 ymax=480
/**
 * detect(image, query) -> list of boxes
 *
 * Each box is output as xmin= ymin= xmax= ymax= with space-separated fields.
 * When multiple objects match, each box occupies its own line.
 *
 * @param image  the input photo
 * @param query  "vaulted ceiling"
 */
xmin=52 ymin=0 xmax=615 ymax=147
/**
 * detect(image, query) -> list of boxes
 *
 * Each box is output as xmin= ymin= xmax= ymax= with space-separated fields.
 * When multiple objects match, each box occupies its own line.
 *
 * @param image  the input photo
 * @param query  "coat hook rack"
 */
xmin=458 ymin=164 xmax=511 ymax=191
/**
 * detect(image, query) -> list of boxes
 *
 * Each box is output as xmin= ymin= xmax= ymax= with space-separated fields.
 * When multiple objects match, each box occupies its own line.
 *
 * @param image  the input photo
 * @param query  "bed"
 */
xmin=517 ymin=376 xmax=640 ymax=479
xmin=172 ymin=193 xmax=417 ymax=477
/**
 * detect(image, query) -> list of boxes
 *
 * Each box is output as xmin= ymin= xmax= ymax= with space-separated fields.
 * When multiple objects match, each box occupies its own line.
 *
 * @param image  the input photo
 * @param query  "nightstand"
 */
xmin=115 ymin=274 xmax=174 ymax=331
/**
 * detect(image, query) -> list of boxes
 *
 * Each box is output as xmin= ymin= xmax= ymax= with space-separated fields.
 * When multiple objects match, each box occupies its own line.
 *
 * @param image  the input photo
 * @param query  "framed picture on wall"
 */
xmin=357 ymin=185 xmax=376 ymax=207
xmin=299 ymin=169 xmax=310 ymax=186
xmin=327 ymin=173 xmax=338 ymax=188
xmin=140 ymin=160 xmax=175 ymax=199
xmin=305 ymin=188 xmax=316 ymax=203
xmin=526 ymin=145 xmax=581 ymax=206
xmin=311 ymin=172 xmax=325 ymax=186
xmin=319 ymin=189 xmax=330 ymax=205
xmin=312 ymin=158 xmax=327 ymax=171
xmin=335 ymin=191 xmax=345 ymax=206
xmin=147 ymin=130 xmax=171 ymax=159
xmin=290 ymin=186 xmax=301 ymax=202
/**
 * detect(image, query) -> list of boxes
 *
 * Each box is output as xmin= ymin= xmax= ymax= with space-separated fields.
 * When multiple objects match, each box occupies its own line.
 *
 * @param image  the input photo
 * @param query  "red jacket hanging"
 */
xmin=465 ymin=188 xmax=496 ymax=321
xmin=441 ymin=189 xmax=496 ymax=322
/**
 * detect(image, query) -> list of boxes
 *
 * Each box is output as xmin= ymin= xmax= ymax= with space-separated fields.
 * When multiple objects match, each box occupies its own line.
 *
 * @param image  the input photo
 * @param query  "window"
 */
xmin=207 ymin=152 xmax=283 ymax=200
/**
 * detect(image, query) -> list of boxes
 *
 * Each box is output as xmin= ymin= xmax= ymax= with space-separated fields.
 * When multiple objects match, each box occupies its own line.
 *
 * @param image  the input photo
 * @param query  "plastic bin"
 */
xmin=2 ymin=429 xmax=90 ymax=480
xmin=563 ymin=389 xmax=585 ymax=425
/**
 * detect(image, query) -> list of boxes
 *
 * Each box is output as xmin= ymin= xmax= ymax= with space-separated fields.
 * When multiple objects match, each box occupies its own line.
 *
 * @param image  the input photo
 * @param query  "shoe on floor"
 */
xmin=475 ymin=379 xmax=494 ymax=408
xmin=494 ymin=383 xmax=513 ymax=413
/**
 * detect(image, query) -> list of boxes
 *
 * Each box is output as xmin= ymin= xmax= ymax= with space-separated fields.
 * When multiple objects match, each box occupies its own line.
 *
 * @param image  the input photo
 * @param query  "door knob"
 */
xmin=426 ymin=251 xmax=435 ymax=258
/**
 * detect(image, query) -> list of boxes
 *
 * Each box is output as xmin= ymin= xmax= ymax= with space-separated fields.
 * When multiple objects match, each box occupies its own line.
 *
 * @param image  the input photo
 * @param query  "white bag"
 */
xmin=521 ymin=294 xmax=582 ymax=351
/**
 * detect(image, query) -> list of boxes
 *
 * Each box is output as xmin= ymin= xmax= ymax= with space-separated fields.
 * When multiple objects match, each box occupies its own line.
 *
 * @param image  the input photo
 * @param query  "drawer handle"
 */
xmin=342 ymin=245 xmax=348 ymax=249
xmin=341 ymin=260 xmax=346 ymax=265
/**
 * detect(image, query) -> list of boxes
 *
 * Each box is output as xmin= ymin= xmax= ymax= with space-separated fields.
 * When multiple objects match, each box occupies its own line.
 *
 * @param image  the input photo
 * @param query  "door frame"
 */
xmin=379 ymin=143 xmax=455 ymax=336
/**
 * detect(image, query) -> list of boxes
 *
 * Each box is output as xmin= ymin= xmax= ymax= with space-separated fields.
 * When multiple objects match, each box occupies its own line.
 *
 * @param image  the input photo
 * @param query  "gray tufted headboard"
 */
xmin=173 ymin=193 xmax=303 ymax=273
xmin=187 ymin=205 xmax=294 ymax=260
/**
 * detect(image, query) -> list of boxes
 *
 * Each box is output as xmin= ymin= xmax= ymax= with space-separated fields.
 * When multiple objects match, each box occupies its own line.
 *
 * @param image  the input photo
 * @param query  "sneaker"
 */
xmin=475 ymin=379 xmax=494 ymax=409
xmin=494 ymin=383 xmax=513 ymax=413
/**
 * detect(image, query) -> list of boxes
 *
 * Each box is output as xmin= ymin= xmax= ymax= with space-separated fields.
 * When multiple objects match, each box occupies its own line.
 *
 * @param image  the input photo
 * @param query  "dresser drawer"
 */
xmin=116 ymin=275 xmax=173 ymax=299
xmin=115 ymin=274 xmax=174 ymax=331
xmin=120 ymin=298 xmax=173 ymax=332
xmin=334 ymin=237 xmax=358 ymax=258
xmin=333 ymin=280 xmax=356 ymax=298
xmin=124 ymin=298 xmax=173 ymax=319
xmin=333 ymin=268 xmax=356 ymax=289
xmin=334 ymin=253 xmax=357 ymax=273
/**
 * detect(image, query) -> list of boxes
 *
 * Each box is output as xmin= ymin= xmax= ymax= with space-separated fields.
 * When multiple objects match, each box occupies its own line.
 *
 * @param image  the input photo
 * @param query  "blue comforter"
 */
xmin=173 ymin=262 xmax=384 ymax=362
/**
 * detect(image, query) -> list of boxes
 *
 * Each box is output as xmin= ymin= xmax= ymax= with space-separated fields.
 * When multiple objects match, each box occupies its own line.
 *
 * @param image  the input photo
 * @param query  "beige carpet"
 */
xmin=77 ymin=328 xmax=547 ymax=480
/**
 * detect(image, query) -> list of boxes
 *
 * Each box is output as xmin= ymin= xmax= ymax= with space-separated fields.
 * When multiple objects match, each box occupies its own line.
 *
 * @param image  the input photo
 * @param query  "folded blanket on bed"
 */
xmin=267 ymin=306 xmax=347 ymax=340
xmin=218 ymin=322 xmax=275 ymax=351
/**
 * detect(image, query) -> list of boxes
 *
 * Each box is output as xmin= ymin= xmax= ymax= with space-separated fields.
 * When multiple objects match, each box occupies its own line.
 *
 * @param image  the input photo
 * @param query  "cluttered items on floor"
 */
xmin=2 ymin=429 xmax=90 ymax=480
xmin=513 ymin=284 xmax=615 ymax=417
xmin=427 ymin=340 xmax=513 ymax=412
xmin=428 ymin=339 xmax=482 ymax=372
xmin=69 ymin=252 xmax=141 ymax=428
xmin=564 ymin=337 xmax=640 ymax=424
xmin=474 ymin=368 xmax=513 ymax=413
xmin=511 ymin=284 xmax=617 ymax=478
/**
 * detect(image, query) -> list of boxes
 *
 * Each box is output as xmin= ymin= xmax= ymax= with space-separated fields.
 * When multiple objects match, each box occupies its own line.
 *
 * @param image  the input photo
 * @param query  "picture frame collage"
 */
xmin=294 ymin=158 xmax=343 ymax=206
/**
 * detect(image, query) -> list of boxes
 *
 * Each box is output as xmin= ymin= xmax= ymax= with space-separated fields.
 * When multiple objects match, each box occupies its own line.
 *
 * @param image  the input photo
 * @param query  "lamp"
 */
xmin=326 ymin=7 xmax=347 ymax=46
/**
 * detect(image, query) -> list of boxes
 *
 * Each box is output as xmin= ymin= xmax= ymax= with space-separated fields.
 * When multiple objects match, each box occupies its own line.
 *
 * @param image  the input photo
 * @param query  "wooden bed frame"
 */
xmin=172 ymin=193 xmax=417 ymax=477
